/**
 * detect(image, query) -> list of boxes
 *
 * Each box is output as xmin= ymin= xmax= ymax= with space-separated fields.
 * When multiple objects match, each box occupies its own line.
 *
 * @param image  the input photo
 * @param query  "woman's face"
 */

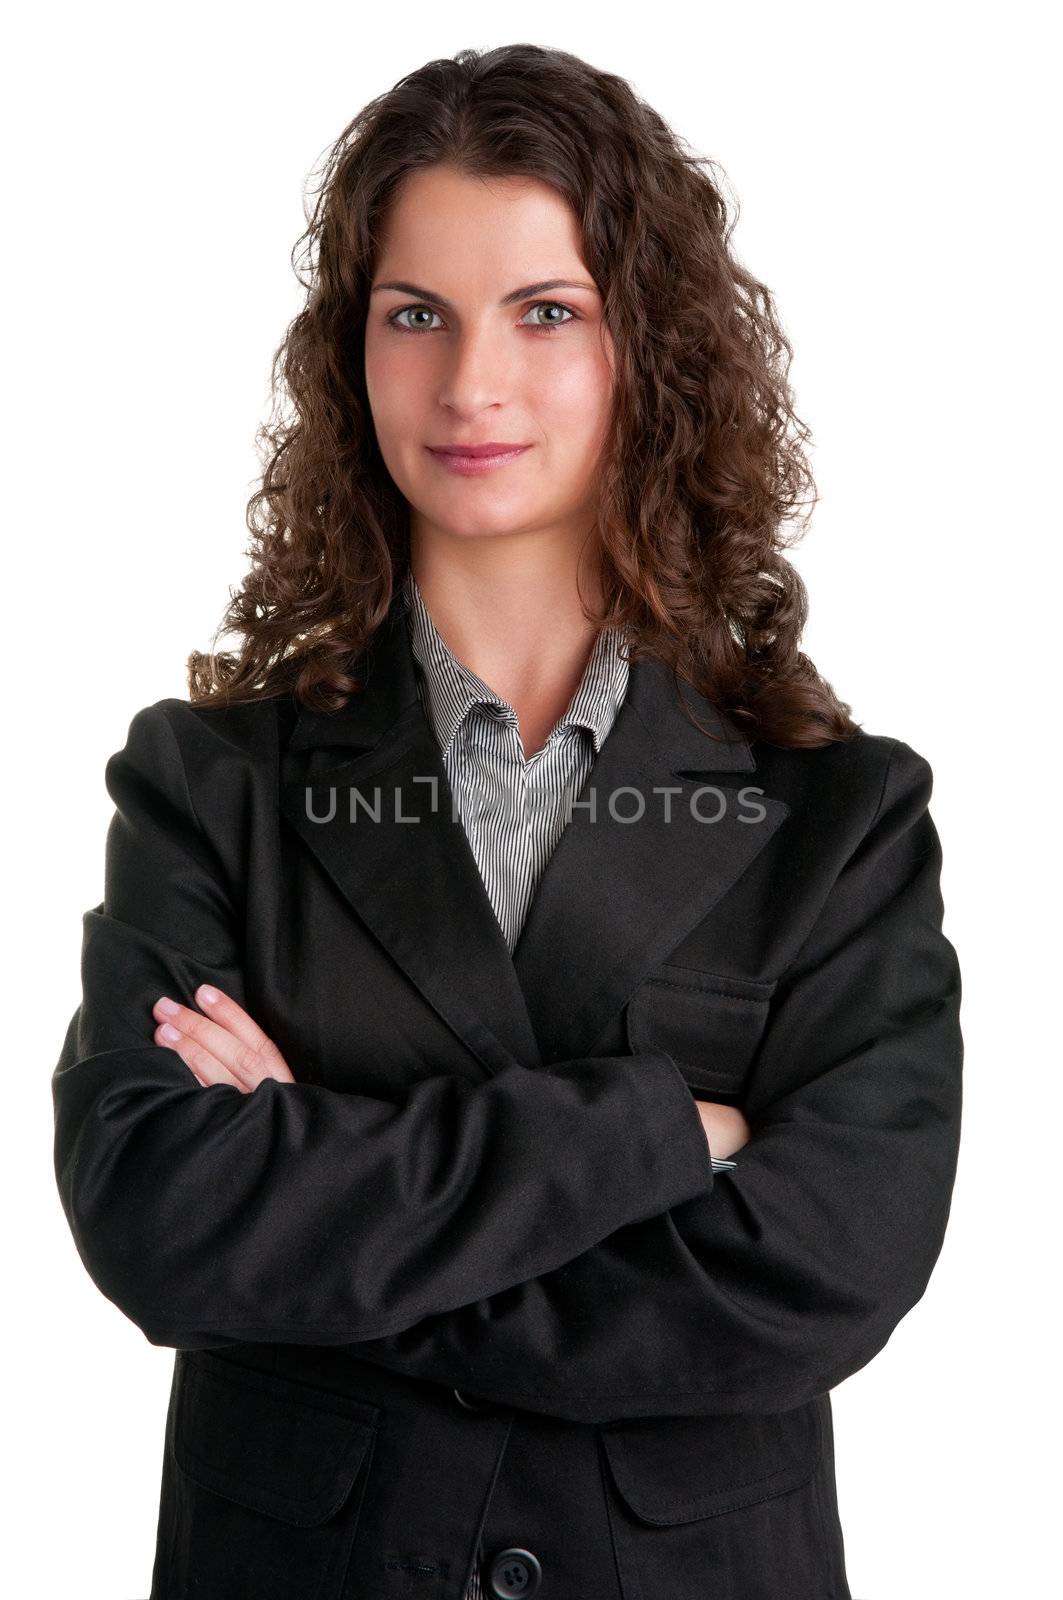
xmin=364 ymin=164 xmax=616 ymax=552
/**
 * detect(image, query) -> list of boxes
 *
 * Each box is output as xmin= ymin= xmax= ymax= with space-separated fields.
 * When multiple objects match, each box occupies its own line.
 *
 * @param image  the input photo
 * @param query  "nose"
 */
xmin=436 ymin=323 xmax=516 ymax=417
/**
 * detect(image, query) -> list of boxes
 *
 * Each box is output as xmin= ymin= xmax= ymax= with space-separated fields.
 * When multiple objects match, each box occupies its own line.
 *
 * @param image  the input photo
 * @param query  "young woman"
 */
xmin=52 ymin=43 xmax=963 ymax=1600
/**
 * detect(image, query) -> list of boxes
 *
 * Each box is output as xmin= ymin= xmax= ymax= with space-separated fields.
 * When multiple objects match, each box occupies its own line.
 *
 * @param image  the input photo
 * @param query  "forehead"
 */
xmin=375 ymin=166 xmax=588 ymax=279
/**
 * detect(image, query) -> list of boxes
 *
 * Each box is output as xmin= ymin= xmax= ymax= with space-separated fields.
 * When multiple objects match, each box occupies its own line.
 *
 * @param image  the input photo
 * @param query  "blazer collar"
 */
xmin=401 ymin=569 xmax=631 ymax=761
xmin=287 ymin=587 xmax=757 ymax=773
xmin=279 ymin=590 xmax=786 ymax=1075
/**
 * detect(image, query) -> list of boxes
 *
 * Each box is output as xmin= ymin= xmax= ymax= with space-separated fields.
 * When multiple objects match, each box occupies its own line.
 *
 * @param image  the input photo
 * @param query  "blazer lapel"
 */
xmin=278 ymin=593 xmax=791 ymax=1076
xmin=510 ymin=655 xmax=792 ymax=1062
xmin=279 ymin=594 xmax=544 ymax=1076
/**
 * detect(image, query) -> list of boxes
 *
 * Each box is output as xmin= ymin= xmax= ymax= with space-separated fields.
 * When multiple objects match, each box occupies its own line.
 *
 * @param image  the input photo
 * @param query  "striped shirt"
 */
xmin=400 ymin=568 xmax=732 ymax=1599
xmin=402 ymin=569 xmax=630 ymax=953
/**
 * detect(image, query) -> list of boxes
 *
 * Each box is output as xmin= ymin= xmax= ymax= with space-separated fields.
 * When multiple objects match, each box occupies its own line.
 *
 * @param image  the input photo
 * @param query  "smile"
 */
xmin=426 ymin=445 xmax=532 ymax=475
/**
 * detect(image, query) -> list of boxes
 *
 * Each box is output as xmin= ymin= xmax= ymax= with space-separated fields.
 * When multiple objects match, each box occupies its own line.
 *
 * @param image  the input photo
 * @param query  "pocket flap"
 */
xmin=600 ymin=1401 xmax=822 ymax=1526
xmin=174 ymin=1352 xmax=381 ymax=1527
xmin=626 ymin=966 xmax=777 ymax=1095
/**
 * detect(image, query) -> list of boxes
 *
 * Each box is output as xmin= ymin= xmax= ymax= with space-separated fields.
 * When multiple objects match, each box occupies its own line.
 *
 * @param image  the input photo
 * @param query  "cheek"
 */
xmin=533 ymin=346 xmax=614 ymax=449
xmin=363 ymin=345 xmax=400 ymax=432
xmin=363 ymin=358 xmax=430 ymax=495
xmin=363 ymin=338 xmax=421 ymax=441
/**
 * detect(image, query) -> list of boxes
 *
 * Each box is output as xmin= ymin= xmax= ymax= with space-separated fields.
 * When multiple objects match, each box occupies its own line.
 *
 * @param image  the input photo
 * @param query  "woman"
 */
xmin=52 ymin=43 xmax=963 ymax=1600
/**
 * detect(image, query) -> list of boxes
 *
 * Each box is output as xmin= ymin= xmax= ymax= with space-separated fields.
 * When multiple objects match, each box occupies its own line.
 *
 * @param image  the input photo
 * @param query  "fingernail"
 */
xmin=157 ymin=997 xmax=179 ymax=1017
xmin=198 ymin=985 xmax=219 ymax=1005
xmin=160 ymin=1023 xmax=181 ymax=1042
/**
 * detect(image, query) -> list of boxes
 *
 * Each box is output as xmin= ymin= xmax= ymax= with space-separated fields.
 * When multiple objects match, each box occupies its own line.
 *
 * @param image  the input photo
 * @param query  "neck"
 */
xmin=406 ymin=526 xmax=613 ymax=757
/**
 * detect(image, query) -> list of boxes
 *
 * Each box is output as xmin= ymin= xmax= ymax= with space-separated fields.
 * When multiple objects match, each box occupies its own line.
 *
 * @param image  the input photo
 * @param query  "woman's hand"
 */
xmin=151 ymin=984 xmax=295 ymax=1093
xmin=694 ymin=1097 xmax=751 ymax=1161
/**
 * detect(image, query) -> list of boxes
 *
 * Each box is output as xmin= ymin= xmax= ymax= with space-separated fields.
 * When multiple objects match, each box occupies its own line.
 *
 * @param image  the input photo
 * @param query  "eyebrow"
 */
xmin=369 ymin=278 xmax=599 ymax=310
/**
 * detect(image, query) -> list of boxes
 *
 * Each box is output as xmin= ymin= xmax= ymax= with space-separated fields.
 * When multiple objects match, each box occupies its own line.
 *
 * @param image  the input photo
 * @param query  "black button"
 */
xmin=487 ymin=1547 xmax=542 ymax=1597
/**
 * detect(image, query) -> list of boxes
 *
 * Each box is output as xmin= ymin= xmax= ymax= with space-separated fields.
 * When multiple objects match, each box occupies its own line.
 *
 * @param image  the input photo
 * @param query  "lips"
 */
xmin=425 ymin=442 xmax=533 ymax=476
xmin=428 ymin=443 xmax=532 ymax=458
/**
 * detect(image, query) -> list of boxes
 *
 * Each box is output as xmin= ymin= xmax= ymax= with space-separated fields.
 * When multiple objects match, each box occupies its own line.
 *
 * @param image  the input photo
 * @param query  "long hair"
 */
xmin=188 ymin=43 xmax=858 ymax=748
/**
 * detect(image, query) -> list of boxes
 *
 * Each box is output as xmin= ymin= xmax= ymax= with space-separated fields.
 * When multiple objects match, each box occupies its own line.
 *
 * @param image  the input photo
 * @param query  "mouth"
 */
xmin=425 ymin=443 xmax=533 ymax=474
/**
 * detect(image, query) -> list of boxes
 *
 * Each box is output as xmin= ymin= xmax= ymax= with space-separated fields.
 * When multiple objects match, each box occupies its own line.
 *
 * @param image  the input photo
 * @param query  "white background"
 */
xmin=6 ymin=3 xmax=1057 ymax=1595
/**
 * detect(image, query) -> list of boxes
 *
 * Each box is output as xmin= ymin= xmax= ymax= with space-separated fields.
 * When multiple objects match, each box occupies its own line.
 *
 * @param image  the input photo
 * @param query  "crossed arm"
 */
xmin=337 ymin=736 xmax=963 ymax=1423
xmin=52 ymin=702 xmax=962 ymax=1424
xmin=53 ymin=703 xmax=727 ymax=1350
xmin=143 ymin=981 xmax=750 ymax=1165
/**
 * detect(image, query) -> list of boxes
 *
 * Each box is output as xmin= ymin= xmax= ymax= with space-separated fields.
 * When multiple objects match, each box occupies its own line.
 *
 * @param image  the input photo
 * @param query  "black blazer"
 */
xmin=52 ymin=593 xmax=963 ymax=1600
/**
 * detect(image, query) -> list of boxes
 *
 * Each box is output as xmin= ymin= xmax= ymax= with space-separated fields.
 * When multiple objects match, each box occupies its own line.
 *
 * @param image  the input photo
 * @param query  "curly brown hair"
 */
xmin=187 ymin=42 xmax=858 ymax=749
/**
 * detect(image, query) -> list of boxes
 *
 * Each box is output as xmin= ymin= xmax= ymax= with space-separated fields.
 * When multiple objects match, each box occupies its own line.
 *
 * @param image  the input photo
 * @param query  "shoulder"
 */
xmin=751 ymin=727 xmax=938 ymax=853
xmin=103 ymin=695 xmax=296 ymax=899
xmin=107 ymin=695 xmax=293 ymax=845
xmin=755 ymin=724 xmax=934 ymax=795
xmin=116 ymin=693 xmax=290 ymax=774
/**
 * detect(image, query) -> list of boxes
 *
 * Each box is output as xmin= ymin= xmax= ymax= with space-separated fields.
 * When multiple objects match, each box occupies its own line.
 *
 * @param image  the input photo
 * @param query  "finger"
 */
xmin=152 ymin=994 xmax=290 ymax=1090
xmin=190 ymin=984 xmax=295 ymax=1085
xmin=191 ymin=984 xmax=274 ymax=1053
xmin=152 ymin=1001 xmax=261 ymax=1089
xmin=154 ymin=1019 xmax=247 ymax=1092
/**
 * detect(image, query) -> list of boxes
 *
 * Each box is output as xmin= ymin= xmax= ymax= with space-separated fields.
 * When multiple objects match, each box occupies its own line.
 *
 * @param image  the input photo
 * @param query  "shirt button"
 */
xmin=487 ymin=1547 xmax=542 ymax=1597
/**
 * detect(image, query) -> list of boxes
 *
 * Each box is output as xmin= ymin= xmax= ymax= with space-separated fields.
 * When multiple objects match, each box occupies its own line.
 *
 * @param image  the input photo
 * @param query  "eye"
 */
xmin=519 ymin=301 xmax=578 ymax=332
xmin=383 ymin=300 xmax=579 ymax=335
xmin=386 ymin=306 xmax=444 ymax=333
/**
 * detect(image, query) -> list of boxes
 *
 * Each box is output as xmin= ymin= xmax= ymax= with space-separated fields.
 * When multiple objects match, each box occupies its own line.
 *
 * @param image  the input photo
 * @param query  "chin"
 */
xmin=415 ymin=498 xmax=545 ymax=543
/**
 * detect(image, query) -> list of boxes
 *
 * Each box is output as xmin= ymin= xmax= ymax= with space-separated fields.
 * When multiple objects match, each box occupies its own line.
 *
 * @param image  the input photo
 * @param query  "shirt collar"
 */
xmin=402 ymin=568 xmax=629 ymax=761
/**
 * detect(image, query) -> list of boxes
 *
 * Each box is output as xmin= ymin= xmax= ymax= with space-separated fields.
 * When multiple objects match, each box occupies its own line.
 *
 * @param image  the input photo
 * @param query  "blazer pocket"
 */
xmin=172 ymin=1350 xmax=380 ymax=1600
xmin=625 ymin=966 xmax=777 ymax=1098
xmin=599 ymin=1401 xmax=822 ymax=1526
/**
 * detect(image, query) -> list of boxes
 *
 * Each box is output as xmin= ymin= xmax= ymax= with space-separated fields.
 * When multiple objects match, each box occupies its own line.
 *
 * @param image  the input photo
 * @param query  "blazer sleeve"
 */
xmin=341 ymin=738 xmax=965 ymax=1423
xmin=51 ymin=701 xmax=716 ymax=1349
